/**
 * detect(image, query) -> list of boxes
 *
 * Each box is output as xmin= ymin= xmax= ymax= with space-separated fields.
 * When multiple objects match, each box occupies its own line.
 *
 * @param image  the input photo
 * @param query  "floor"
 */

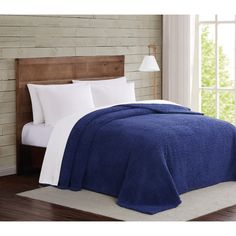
xmin=0 ymin=174 xmax=115 ymax=221
xmin=1 ymin=174 xmax=236 ymax=221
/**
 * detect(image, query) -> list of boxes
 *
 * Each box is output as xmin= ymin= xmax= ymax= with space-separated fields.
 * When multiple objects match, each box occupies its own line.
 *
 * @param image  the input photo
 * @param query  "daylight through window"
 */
xmin=198 ymin=15 xmax=236 ymax=124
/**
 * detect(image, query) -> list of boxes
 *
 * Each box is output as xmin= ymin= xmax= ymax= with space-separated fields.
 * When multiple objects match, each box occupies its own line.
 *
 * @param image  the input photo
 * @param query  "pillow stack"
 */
xmin=28 ymin=84 xmax=94 ymax=126
xmin=73 ymin=76 xmax=136 ymax=107
xmin=28 ymin=76 xmax=136 ymax=126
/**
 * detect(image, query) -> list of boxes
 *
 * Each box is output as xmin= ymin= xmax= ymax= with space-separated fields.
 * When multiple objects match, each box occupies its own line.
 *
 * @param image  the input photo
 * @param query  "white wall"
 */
xmin=0 ymin=15 xmax=162 ymax=176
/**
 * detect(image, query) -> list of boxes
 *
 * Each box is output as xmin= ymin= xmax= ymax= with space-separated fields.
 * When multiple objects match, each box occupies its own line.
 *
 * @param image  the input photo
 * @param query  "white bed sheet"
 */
xmin=22 ymin=122 xmax=54 ymax=148
xmin=39 ymin=100 xmax=179 ymax=185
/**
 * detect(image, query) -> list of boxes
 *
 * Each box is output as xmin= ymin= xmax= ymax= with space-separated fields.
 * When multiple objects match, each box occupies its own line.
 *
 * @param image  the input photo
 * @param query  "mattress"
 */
xmin=22 ymin=122 xmax=53 ymax=148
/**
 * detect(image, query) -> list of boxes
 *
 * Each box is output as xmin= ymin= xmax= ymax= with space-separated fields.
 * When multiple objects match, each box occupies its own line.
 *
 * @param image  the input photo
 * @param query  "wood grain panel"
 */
xmin=0 ymin=15 xmax=162 ymax=177
xmin=16 ymin=55 xmax=124 ymax=174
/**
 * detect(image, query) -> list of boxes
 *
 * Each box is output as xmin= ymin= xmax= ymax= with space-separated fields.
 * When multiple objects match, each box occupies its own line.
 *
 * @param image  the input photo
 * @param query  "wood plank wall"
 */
xmin=0 ymin=15 xmax=162 ymax=176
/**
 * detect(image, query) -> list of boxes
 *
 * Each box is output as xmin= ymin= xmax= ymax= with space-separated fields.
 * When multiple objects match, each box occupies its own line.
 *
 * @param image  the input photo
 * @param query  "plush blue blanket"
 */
xmin=58 ymin=104 xmax=236 ymax=214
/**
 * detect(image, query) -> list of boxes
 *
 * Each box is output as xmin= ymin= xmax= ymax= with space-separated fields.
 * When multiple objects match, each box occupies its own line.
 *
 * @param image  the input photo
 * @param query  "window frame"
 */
xmin=197 ymin=15 xmax=236 ymax=124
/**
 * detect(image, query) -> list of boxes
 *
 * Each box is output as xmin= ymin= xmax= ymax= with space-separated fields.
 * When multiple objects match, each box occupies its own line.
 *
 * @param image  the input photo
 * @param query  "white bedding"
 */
xmin=22 ymin=122 xmax=54 ymax=147
xmin=39 ymin=100 xmax=178 ymax=185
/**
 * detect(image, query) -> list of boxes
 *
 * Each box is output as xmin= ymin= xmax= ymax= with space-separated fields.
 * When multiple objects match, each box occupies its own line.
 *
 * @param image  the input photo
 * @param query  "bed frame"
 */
xmin=16 ymin=55 xmax=125 ymax=174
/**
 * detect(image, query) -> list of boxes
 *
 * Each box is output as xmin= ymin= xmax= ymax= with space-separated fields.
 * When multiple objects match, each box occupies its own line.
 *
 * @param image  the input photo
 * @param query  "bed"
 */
xmin=16 ymin=55 xmax=125 ymax=174
xmin=16 ymin=55 xmax=236 ymax=215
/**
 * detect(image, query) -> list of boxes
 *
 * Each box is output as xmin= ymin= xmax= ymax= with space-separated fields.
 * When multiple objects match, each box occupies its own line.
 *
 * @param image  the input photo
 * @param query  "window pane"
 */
xmin=201 ymin=90 xmax=216 ymax=118
xmin=218 ymin=24 xmax=235 ymax=88
xmin=218 ymin=15 xmax=235 ymax=21
xmin=200 ymin=24 xmax=216 ymax=87
xmin=219 ymin=91 xmax=235 ymax=124
xmin=199 ymin=15 xmax=215 ymax=22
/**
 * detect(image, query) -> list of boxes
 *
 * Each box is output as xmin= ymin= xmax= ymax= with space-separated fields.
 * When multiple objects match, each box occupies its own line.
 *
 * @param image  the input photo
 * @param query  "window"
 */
xmin=198 ymin=15 xmax=236 ymax=124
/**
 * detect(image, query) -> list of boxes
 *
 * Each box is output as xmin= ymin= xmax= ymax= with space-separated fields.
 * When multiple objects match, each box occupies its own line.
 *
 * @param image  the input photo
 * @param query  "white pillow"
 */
xmin=37 ymin=84 xmax=95 ymax=126
xmin=72 ymin=76 xmax=127 ymax=86
xmin=28 ymin=83 xmax=80 ymax=124
xmin=91 ymin=82 xmax=136 ymax=107
xmin=27 ymin=84 xmax=45 ymax=124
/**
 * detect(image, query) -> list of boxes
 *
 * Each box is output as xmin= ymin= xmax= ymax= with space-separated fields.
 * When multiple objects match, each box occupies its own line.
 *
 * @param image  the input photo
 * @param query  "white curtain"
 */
xmin=162 ymin=15 xmax=199 ymax=111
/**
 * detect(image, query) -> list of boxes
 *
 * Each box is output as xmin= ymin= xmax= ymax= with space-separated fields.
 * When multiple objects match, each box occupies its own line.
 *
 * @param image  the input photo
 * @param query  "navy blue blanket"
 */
xmin=58 ymin=104 xmax=236 ymax=214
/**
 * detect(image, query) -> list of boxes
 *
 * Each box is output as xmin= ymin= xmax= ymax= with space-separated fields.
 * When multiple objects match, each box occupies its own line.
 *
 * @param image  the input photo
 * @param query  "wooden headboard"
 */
xmin=15 ymin=55 xmax=124 ymax=172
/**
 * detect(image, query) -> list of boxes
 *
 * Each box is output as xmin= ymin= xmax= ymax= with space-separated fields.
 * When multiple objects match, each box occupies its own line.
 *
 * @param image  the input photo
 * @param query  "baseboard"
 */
xmin=0 ymin=166 xmax=16 ymax=177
